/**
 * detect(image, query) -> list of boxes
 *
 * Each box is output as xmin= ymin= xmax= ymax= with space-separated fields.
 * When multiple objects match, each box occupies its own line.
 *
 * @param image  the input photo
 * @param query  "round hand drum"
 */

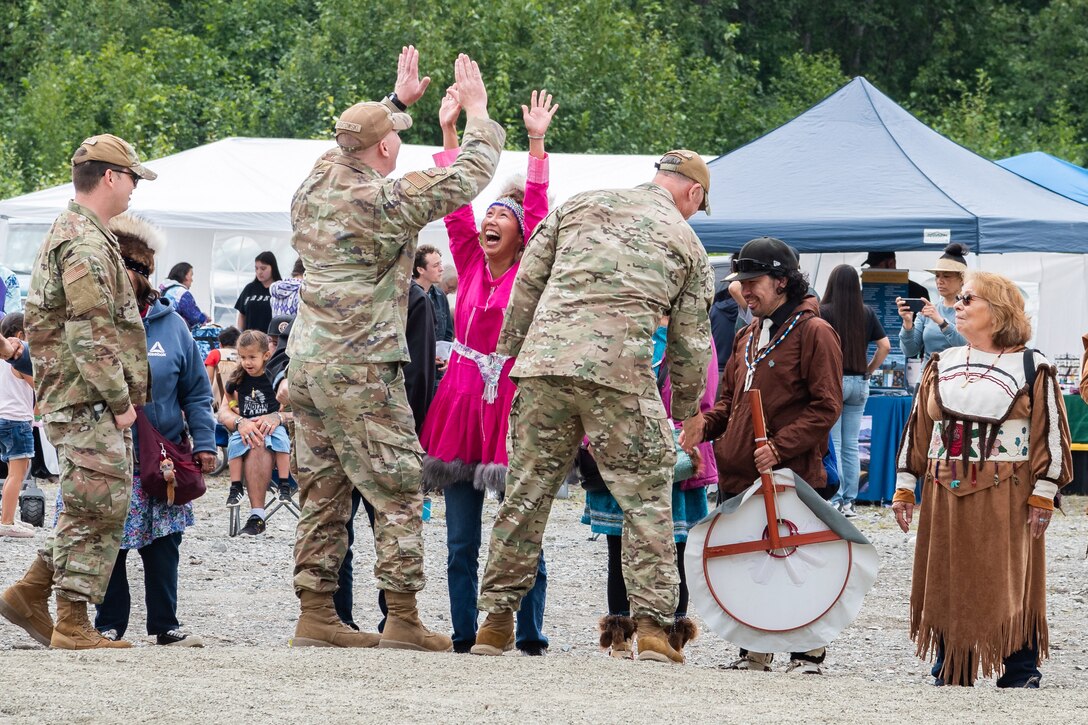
xmin=686 ymin=471 xmax=879 ymax=653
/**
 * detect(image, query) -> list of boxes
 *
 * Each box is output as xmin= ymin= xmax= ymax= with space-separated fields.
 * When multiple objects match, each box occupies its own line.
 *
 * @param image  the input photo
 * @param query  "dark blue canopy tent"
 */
xmin=691 ymin=77 xmax=1088 ymax=254
xmin=997 ymin=152 xmax=1088 ymax=207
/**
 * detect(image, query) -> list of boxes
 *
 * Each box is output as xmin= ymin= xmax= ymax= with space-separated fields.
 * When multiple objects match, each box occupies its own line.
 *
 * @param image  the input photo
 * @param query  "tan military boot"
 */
xmin=378 ymin=591 xmax=453 ymax=652
xmin=290 ymin=590 xmax=381 ymax=648
xmin=635 ymin=616 xmax=684 ymax=664
xmin=470 ymin=611 xmax=515 ymax=656
xmin=599 ymin=614 xmax=636 ymax=659
xmin=0 ymin=555 xmax=56 ymax=646
xmin=50 ymin=598 xmax=132 ymax=650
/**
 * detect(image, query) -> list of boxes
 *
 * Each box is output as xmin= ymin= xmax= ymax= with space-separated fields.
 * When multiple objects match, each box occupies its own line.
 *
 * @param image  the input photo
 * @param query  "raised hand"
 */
xmin=394 ymin=45 xmax=431 ymax=107
xmin=521 ymin=89 xmax=558 ymax=137
xmin=439 ymin=86 xmax=461 ymax=129
xmin=453 ymin=53 xmax=488 ymax=118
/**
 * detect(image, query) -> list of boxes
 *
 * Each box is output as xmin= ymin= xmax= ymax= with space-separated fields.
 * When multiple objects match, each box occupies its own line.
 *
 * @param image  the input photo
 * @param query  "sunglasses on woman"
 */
xmin=954 ymin=293 xmax=984 ymax=306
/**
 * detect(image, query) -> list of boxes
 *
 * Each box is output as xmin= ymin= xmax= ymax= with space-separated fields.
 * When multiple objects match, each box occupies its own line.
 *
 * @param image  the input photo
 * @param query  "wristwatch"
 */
xmin=938 ymin=319 xmax=950 ymax=331
xmin=387 ymin=93 xmax=407 ymax=112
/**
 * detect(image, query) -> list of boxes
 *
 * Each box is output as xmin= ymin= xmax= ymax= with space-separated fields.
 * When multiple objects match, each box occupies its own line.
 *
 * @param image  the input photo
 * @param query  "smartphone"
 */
xmin=902 ymin=298 xmax=926 ymax=314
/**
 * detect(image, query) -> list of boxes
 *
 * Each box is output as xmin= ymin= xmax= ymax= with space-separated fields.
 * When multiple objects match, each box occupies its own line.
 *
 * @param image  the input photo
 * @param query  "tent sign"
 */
xmin=923 ymin=228 xmax=951 ymax=245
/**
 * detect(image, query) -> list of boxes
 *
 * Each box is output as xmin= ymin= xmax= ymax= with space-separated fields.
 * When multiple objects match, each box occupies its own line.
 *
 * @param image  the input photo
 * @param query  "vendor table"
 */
xmin=1063 ymin=394 xmax=1088 ymax=450
xmin=857 ymin=395 xmax=914 ymax=503
xmin=1063 ymin=394 xmax=1088 ymax=494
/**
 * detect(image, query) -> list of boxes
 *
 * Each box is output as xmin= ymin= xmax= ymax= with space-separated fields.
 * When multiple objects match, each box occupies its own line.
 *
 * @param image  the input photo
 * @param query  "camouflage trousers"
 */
xmin=478 ymin=376 xmax=679 ymax=625
xmin=41 ymin=403 xmax=133 ymax=603
xmin=289 ymin=361 xmax=426 ymax=595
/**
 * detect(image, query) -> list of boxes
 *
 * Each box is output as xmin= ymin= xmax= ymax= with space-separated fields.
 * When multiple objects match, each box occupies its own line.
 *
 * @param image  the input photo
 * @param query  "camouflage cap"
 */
xmin=71 ymin=134 xmax=158 ymax=180
xmin=335 ymin=102 xmax=412 ymax=150
xmin=656 ymin=149 xmax=710 ymax=214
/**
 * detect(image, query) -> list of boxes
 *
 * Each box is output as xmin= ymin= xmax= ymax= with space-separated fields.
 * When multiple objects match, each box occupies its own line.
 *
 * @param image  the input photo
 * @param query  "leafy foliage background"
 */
xmin=1 ymin=0 xmax=1085 ymax=195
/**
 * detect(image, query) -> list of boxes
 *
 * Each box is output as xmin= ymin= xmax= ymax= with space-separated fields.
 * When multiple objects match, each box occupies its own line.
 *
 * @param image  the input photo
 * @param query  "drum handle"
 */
xmin=749 ymin=389 xmax=783 ymax=550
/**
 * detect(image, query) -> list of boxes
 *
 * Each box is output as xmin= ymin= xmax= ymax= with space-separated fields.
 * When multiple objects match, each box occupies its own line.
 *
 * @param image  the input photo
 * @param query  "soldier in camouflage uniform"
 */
xmin=287 ymin=48 xmax=505 ymax=650
xmin=0 ymin=134 xmax=155 ymax=650
xmin=471 ymin=151 xmax=714 ymax=664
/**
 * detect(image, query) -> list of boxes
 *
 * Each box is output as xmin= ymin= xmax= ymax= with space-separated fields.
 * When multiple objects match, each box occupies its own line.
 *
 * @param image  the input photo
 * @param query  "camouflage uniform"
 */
xmin=477 ymin=183 xmax=714 ymax=625
xmin=289 ymin=111 xmax=505 ymax=595
xmin=24 ymin=201 xmax=149 ymax=602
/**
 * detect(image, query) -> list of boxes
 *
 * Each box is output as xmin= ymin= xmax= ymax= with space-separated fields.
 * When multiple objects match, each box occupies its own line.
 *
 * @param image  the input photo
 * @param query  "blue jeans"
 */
xmin=96 ymin=532 xmax=182 ymax=637
xmin=830 ymin=375 xmax=870 ymax=506
xmin=445 ymin=481 xmax=548 ymax=652
xmin=335 ymin=487 xmax=388 ymax=631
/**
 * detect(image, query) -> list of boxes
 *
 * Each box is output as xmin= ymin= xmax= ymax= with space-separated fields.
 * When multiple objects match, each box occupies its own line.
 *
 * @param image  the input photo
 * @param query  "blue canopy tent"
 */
xmin=997 ymin=152 xmax=1088 ymax=207
xmin=691 ymin=77 xmax=1088 ymax=255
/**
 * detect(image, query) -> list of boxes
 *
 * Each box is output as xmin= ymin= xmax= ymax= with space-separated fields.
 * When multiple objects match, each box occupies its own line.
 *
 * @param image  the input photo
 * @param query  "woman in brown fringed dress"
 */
xmin=892 ymin=272 xmax=1072 ymax=688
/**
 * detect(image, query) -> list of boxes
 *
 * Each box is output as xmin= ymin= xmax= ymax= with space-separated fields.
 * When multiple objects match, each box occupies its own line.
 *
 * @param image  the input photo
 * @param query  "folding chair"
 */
xmin=228 ymin=470 xmax=301 ymax=537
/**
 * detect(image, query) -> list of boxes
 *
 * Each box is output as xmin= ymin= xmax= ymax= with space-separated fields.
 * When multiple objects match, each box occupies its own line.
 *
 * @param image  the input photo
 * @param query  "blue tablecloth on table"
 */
xmin=857 ymin=395 xmax=915 ymax=503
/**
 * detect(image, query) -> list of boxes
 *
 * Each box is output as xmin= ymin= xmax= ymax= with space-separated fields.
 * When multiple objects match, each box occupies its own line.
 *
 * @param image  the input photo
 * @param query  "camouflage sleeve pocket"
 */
xmin=62 ymin=260 xmax=107 ymax=317
xmin=400 ymin=168 xmax=451 ymax=197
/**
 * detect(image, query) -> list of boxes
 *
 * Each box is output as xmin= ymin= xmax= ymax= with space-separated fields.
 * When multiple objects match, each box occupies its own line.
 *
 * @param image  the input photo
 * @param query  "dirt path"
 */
xmin=3 ymin=483 xmax=1087 ymax=723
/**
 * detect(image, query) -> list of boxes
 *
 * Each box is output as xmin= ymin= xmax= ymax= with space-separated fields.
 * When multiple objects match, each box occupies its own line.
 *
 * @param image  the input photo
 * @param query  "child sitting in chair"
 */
xmin=221 ymin=330 xmax=291 ymax=536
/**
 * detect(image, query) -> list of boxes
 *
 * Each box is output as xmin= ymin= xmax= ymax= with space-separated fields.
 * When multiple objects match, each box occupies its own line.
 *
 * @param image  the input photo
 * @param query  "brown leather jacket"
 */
xmin=704 ymin=295 xmax=843 ymax=494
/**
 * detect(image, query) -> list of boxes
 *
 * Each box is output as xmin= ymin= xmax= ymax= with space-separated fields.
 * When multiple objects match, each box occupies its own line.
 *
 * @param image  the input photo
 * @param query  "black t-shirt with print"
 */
xmin=234 ymin=280 xmax=273 ymax=333
xmin=226 ymin=372 xmax=280 ymax=418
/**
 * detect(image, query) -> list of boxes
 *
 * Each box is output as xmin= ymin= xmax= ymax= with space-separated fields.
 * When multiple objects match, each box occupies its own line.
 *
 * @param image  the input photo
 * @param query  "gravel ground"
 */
xmin=3 ymin=478 xmax=1088 ymax=723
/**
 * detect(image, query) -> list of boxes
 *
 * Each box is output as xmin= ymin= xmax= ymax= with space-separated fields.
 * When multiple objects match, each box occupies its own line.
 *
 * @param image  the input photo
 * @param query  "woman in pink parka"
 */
xmin=420 ymin=88 xmax=558 ymax=655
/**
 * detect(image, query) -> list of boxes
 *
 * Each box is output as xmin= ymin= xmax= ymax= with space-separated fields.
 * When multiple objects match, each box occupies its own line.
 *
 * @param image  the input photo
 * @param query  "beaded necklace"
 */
xmin=960 ymin=344 xmax=1006 ymax=388
xmin=742 ymin=312 xmax=804 ymax=392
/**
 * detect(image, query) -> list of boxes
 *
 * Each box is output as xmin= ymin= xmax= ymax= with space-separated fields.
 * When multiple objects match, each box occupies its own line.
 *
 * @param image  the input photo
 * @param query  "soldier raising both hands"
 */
xmin=286 ymin=47 xmax=505 ymax=651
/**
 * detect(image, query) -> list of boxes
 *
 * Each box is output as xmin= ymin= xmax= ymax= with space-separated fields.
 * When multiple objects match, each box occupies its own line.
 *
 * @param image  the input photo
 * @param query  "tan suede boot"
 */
xmin=599 ymin=614 xmax=636 ymax=659
xmin=667 ymin=617 xmax=698 ymax=656
xmin=0 ymin=556 xmax=55 ymax=646
xmin=470 ymin=611 xmax=514 ymax=656
xmin=635 ymin=616 xmax=684 ymax=664
xmin=378 ymin=591 xmax=452 ymax=652
xmin=290 ymin=590 xmax=381 ymax=648
xmin=50 ymin=598 xmax=132 ymax=650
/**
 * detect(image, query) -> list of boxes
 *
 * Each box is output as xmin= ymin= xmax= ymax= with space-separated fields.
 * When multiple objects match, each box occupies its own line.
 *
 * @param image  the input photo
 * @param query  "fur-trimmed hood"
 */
xmin=109 ymin=214 xmax=167 ymax=275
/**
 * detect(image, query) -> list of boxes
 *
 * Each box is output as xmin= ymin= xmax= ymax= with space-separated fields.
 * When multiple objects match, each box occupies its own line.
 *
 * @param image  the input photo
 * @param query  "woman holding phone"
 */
xmin=896 ymin=243 xmax=968 ymax=358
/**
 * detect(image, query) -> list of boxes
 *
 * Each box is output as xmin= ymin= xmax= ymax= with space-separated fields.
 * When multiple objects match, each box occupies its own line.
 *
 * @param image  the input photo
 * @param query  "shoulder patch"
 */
xmin=62 ymin=261 xmax=90 ymax=285
xmin=402 ymin=167 xmax=452 ymax=196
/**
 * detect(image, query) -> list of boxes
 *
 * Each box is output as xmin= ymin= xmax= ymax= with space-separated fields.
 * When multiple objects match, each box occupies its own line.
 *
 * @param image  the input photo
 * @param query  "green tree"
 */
xmin=10 ymin=29 xmax=256 ymax=191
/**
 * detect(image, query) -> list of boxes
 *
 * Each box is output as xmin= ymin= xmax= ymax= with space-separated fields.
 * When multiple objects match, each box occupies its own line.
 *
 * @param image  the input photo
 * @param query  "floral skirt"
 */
xmin=54 ymin=472 xmax=194 ymax=550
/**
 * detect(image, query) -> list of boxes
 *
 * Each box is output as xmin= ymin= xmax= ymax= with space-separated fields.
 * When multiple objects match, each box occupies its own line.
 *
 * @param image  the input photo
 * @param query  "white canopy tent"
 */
xmin=2 ymin=138 xmax=1082 ymax=355
xmin=0 ymin=137 xmax=669 ymax=324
